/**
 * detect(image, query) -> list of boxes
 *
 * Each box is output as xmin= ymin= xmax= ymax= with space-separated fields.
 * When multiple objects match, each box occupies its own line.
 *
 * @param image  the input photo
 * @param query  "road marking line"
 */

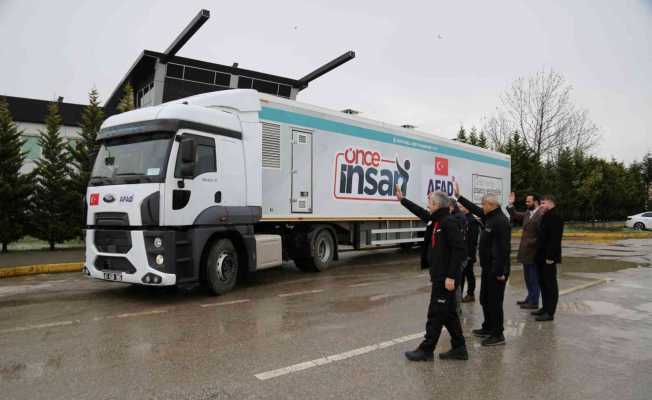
xmin=254 ymin=331 xmax=425 ymax=381
xmin=0 ymin=320 xmax=80 ymax=334
xmin=278 ymin=289 xmax=324 ymax=298
xmin=199 ymin=299 xmax=251 ymax=308
xmin=559 ymin=278 xmax=612 ymax=296
xmin=93 ymin=309 xmax=168 ymax=321
xmin=369 ymin=293 xmax=392 ymax=301
xmin=348 ymin=281 xmax=385 ymax=288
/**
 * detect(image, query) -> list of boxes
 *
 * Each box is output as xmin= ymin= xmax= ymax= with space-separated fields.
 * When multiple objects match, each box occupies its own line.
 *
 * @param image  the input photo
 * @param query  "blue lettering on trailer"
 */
xmin=259 ymin=107 xmax=510 ymax=168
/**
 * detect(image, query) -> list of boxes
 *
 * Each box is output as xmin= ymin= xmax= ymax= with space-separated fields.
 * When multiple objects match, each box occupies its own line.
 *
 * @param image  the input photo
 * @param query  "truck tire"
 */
xmin=206 ymin=239 xmax=239 ymax=295
xmin=295 ymin=229 xmax=335 ymax=272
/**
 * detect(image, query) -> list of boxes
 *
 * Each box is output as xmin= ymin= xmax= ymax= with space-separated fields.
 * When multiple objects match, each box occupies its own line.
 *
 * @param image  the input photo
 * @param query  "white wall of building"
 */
xmin=18 ymin=122 xmax=80 ymax=174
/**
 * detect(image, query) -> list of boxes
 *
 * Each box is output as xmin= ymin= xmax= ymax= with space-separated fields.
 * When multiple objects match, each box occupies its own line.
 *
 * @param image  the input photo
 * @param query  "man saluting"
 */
xmin=395 ymin=185 xmax=468 ymax=361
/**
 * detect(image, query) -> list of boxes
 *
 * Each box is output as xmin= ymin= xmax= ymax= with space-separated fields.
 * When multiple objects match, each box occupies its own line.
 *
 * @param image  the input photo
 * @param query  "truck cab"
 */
xmin=85 ymin=89 xmax=272 ymax=294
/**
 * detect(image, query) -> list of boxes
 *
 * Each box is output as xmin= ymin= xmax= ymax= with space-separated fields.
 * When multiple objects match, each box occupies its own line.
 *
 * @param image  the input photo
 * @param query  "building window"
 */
xmin=22 ymin=135 xmax=41 ymax=160
xmin=238 ymin=77 xmax=253 ymax=89
xmin=215 ymin=72 xmax=230 ymax=86
xmin=167 ymin=63 xmax=184 ymax=79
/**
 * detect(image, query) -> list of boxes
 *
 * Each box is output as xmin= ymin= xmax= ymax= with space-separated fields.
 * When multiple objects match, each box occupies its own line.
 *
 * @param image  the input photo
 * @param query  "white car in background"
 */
xmin=625 ymin=212 xmax=652 ymax=230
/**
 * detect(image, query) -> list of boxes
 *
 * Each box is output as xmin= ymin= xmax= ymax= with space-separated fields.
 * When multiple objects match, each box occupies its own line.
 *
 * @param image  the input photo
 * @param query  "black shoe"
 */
xmin=439 ymin=346 xmax=469 ymax=360
xmin=405 ymin=348 xmax=434 ymax=361
xmin=516 ymin=299 xmax=528 ymax=305
xmin=462 ymin=295 xmax=475 ymax=303
xmin=520 ymin=303 xmax=539 ymax=310
xmin=481 ymin=335 xmax=506 ymax=346
xmin=472 ymin=328 xmax=491 ymax=338
xmin=535 ymin=313 xmax=554 ymax=321
xmin=531 ymin=308 xmax=546 ymax=316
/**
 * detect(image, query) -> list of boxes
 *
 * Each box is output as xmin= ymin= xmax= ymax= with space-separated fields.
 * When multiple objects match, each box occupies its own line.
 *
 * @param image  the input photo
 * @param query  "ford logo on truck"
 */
xmin=103 ymin=194 xmax=115 ymax=203
xmin=334 ymin=147 xmax=410 ymax=201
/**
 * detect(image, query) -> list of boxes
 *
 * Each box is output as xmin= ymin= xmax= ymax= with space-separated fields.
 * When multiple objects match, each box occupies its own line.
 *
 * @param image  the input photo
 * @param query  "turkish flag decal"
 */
xmin=435 ymin=157 xmax=448 ymax=176
xmin=90 ymin=193 xmax=99 ymax=206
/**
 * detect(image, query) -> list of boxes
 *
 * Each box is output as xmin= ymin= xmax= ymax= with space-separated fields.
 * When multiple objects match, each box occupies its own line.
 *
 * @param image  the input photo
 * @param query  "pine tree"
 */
xmin=478 ymin=131 xmax=488 ymax=148
xmin=0 ymin=98 xmax=32 ymax=252
xmin=69 ymin=89 xmax=104 ymax=235
xmin=116 ymin=82 xmax=135 ymax=113
xmin=468 ymin=127 xmax=479 ymax=146
xmin=456 ymin=125 xmax=468 ymax=143
xmin=30 ymin=102 xmax=76 ymax=250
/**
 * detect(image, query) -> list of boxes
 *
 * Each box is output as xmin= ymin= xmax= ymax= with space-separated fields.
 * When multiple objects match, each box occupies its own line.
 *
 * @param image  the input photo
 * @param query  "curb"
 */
xmin=0 ymin=262 xmax=83 ymax=279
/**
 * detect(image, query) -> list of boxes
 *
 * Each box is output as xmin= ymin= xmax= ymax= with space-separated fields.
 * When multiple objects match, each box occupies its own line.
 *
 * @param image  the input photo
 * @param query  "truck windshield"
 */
xmin=90 ymin=132 xmax=173 ymax=186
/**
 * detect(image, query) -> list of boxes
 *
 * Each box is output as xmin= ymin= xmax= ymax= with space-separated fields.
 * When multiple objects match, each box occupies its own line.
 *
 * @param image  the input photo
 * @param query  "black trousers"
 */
xmin=479 ymin=270 xmax=507 ymax=336
xmin=537 ymin=261 xmax=559 ymax=316
xmin=460 ymin=260 xmax=476 ymax=296
xmin=421 ymin=282 xmax=466 ymax=351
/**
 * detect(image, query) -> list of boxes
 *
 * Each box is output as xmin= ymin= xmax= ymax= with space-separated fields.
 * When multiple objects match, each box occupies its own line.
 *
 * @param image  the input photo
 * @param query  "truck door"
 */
xmin=291 ymin=129 xmax=312 ymax=213
xmin=165 ymin=133 xmax=219 ymax=225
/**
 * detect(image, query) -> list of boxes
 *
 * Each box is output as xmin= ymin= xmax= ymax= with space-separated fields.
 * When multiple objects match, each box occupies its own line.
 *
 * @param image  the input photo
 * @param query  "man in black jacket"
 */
xmin=396 ymin=185 xmax=468 ymax=361
xmin=459 ymin=203 xmax=481 ymax=303
xmin=532 ymin=194 xmax=564 ymax=321
xmin=454 ymin=182 xmax=511 ymax=346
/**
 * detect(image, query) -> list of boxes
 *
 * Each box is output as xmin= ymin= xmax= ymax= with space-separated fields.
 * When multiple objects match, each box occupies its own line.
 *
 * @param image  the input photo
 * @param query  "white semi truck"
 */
xmin=84 ymin=89 xmax=511 ymax=294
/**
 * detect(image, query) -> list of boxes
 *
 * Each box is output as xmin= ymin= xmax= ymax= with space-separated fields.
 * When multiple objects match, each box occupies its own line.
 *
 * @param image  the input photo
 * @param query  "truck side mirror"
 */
xmin=180 ymin=138 xmax=196 ymax=163
xmin=179 ymin=138 xmax=196 ymax=178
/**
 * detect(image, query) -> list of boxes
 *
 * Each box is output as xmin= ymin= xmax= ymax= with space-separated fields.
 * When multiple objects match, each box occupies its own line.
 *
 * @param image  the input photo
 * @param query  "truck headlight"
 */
xmin=153 ymin=237 xmax=163 ymax=248
xmin=155 ymin=254 xmax=165 ymax=265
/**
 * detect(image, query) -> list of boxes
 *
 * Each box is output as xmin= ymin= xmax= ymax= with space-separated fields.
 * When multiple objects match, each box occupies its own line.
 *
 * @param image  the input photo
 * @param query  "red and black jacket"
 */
xmin=400 ymin=198 xmax=466 ymax=283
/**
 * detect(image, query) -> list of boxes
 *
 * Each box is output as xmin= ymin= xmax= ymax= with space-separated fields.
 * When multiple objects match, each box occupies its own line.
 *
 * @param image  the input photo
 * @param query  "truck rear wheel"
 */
xmin=295 ymin=229 xmax=335 ymax=272
xmin=206 ymin=239 xmax=239 ymax=295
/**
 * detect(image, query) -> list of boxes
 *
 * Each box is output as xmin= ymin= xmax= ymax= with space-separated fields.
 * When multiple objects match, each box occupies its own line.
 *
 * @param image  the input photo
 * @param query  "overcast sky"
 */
xmin=0 ymin=0 xmax=650 ymax=163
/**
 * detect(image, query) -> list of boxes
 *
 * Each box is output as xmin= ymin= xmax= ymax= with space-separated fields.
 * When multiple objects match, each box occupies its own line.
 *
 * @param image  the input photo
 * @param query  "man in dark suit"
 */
xmin=532 ymin=194 xmax=564 ymax=321
xmin=507 ymin=192 xmax=543 ymax=310
xmin=454 ymin=182 xmax=511 ymax=346
xmin=396 ymin=185 xmax=468 ymax=361
xmin=459 ymin=202 xmax=480 ymax=303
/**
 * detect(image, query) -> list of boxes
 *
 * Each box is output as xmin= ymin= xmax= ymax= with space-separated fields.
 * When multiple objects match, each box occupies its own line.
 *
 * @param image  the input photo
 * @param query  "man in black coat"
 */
xmin=454 ymin=182 xmax=511 ymax=346
xmin=459 ymin=203 xmax=481 ymax=302
xmin=532 ymin=194 xmax=564 ymax=321
xmin=396 ymin=185 xmax=468 ymax=361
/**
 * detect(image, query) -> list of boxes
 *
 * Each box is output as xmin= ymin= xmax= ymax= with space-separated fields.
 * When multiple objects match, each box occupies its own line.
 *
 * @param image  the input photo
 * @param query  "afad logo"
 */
xmin=334 ymin=147 xmax=410 ymax=201
xmin=428 ymin=156 xmax=455 ymax=196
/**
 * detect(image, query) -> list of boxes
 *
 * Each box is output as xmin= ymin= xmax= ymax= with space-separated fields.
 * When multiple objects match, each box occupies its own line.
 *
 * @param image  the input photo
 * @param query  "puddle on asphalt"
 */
xmin=556 ymin=257 xmax=641 ymax=273
xmin=327 ymin=285 xmax=430 ymax=313
xmin=558 ymin=300 xmax=651 ymax=321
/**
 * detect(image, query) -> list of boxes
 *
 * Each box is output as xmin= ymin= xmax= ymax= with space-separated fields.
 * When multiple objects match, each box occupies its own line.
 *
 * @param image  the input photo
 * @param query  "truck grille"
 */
xmin=94 ymin=230 xmax=132 ymax=253
xmin=95 ymin=212 xmax=129 ymax=226
xmin=94 ymin=256 xmax=136 ymax=274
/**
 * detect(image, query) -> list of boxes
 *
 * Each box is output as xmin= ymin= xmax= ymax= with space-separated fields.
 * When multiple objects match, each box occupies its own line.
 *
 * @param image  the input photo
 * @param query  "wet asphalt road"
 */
xmin=1 ymin=240 xmax=651 ymax=400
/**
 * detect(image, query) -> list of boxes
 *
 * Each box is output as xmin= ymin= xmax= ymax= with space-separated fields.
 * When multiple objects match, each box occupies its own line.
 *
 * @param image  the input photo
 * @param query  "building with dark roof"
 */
xmin=2 ymin=8 xmax=354 ymax=174
xmin=2 ymin=95 xmax=86 ymax=174
xmin=103 ymin=9 xmax=354 ymax=115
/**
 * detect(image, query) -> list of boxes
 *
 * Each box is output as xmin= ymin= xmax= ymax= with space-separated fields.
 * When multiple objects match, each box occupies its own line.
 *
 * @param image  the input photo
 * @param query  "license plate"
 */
xmin=103 ymin=271 xmax=123 ymax=281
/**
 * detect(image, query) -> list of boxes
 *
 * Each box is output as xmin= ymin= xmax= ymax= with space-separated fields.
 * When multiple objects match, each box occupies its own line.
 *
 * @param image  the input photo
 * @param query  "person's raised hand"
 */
xmin=453 ymin=181 xmax=460 ymax=197
xmin=508 ymin=192 xmax=516 ymax=205
xmin=395 ymin=184 xmax=404 ymax=201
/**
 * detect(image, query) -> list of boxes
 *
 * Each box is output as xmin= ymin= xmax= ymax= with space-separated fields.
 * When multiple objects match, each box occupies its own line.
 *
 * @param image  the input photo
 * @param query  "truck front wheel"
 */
xmin=206 ymin=239 xmax=239 ymax=295
xmin=295 ymin=229 xmax=336 ymax=272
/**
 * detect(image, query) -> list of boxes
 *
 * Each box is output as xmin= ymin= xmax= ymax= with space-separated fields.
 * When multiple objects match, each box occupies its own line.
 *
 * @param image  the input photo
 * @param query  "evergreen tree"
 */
xmin=116 ymin=82 xmax=135 ymax=113
xmin=69 ymin=89 xmax=104 ymax=235
xmin=0 ymin=98 xmax=32 ymax=252
xmin=456 ymin=125 xmax=468 ymax=143
xmin=468 ymin=127 xmax=479 ymax=146
xmin=478 ymin=131 xmax=488 ymax=148
xmin=30 ymin=102 xmax=76 ymax=250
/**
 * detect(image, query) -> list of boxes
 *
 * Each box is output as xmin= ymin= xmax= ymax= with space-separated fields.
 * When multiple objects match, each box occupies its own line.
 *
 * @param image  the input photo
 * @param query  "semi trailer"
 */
xmin=84 ymin=89 xmax=511 ymax=294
